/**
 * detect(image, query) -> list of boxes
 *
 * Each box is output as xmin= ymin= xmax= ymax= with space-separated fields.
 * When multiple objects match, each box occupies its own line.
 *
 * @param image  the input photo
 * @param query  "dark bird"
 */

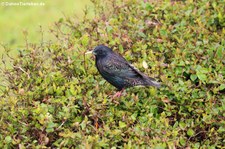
xmin=86 ymin=45 xmax=161 ymax=98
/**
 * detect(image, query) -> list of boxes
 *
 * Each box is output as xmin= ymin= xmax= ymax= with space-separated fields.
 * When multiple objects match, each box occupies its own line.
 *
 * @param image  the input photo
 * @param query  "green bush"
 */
xmin=0 ymin=0 xmax=225 ymax=148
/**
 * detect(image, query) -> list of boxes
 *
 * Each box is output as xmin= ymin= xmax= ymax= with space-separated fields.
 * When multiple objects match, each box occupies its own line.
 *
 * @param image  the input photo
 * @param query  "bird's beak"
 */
xmin=85 ymin=50 xmax=93 ymax=55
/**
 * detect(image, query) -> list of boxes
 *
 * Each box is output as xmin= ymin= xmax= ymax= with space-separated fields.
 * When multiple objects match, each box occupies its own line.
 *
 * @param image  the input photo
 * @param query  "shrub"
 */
xmin=0 ymin=0 xmax=225 ymax=148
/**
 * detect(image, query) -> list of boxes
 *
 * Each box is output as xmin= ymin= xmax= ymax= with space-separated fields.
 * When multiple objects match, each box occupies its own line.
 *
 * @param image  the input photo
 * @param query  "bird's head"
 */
xmin=85 ymin=45 xmax=112 ymax=57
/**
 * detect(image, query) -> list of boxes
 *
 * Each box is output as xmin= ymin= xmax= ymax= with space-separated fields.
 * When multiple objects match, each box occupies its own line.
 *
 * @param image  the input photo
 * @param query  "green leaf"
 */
xmin=219 ymin=84 xmax=225 ymax=90
xmin=217 ymin=46 xmax=224 ymax=58
xmin=196 ymin=71 xmax=207 ymax=82
xmin=119 ymin=121 xmax=127 ymax=128
xmin=119 ymin=44 xmax=124 ymax=53
xmin=106 ymin=26 xmax=113 ymax=33
xmin=187 ymin=129 xmax=195 ymax=136
xmin=179 ymin=122 xmax=186 ymax=130
xmin=58 ymin=18 xmax=64 ymax=23
xmin=47 ymin=122 xmax=57 ymax=132
xmin=178 ymin=60 xmax=185 ymax=66
xmin=5 ymin=136 xmax=12 ymax=143
xmin=200 ymin=68 xmax=208 ymax=73
xmin=179 ymin=138 xmax=186 ymax=146
xmin=69 ymin=84 xmax=77 ymax=96
xmin=138 ymin=32 xmax=146 ymax=38
xmin=154 ymin=144 xmax=166 ymax=149
xmin=190 ymin=74 xmax=197 ymax=81
xmin=218 ymin=126 xmax=225 ymax=133
xmin=160 ymin=29 xmax=167 ymax=36
xmin=131 ymin=113 xmax=137 ymax=121
xmin=145 ymin=3 xmax=153 ymax=11
xmin=81 ymin=34 xmax=89 ymax=46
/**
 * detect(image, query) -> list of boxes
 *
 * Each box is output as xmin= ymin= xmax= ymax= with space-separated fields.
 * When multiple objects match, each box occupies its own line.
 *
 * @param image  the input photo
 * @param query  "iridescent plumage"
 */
xmin=89 ymin=45 xmax=161 ymax=91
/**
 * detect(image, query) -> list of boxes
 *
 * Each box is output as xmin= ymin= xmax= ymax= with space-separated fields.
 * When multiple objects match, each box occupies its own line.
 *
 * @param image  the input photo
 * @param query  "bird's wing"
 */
xmin=102 ymin=53 xmax=143 ymax=79
xmin=100 ymin=53 xmax=161 ymax=88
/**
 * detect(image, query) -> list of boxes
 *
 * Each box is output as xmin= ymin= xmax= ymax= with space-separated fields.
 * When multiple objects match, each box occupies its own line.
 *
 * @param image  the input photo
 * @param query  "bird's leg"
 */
xmin=112 ymin=88 xmax=124 ymax=99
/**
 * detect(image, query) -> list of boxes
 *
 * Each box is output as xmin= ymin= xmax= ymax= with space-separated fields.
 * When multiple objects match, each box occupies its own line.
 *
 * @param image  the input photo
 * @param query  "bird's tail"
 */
xmin=144 ymin=76 xmax=161 ymax=88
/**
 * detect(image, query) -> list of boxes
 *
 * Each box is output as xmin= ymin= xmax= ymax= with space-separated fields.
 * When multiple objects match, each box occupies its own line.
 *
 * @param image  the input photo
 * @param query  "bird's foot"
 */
xmin=112 ymin=91 xmax=123 ymax=99
xmin=111 ymin=89 xmax=125 ymax=104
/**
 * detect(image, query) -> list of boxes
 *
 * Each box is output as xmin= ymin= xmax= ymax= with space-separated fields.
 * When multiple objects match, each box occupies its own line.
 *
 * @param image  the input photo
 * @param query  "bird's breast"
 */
xmin=95 ymin=57 xmax=125 ymax=90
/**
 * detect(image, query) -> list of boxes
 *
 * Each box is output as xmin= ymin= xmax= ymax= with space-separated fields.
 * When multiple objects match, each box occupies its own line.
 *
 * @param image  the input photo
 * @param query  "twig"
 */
xmin=13 ymin=65 xmax=30 ymax=79
xmin=83 ymin=51 xmax=87 ymax=73
xmin=56 ymin=120 xmax=66 ymax=130
xmin=188 ymin=130 xmax=207 ymax=142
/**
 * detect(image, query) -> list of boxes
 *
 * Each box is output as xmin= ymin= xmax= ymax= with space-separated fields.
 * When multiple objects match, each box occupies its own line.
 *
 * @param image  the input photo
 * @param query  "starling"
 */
xmin=86 ymin=45 xmax=161 ymax=98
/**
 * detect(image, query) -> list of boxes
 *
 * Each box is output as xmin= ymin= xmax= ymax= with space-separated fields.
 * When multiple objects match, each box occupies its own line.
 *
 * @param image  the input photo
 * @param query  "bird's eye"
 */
xmin=94 ymin=48 xmax=107 ymax=56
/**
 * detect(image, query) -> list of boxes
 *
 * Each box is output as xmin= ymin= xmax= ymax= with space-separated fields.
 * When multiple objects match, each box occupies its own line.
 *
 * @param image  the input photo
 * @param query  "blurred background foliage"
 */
xmin=0 ymin=0 xmax=91 ymax=56
xmin=0 ymin=0 xmax=225 ymax=148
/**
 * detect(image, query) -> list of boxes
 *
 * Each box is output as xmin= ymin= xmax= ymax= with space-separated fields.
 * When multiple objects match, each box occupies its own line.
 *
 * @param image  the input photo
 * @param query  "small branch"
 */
xmin=188 ymin=130 xmax=207 ymax=142
xmin=83 ymin=51 xmax=87 ymax=74
xmin=56 ymin=120 xmax=66 ymax=130
xmin=13 ymin=65 xmax=30 ymax=79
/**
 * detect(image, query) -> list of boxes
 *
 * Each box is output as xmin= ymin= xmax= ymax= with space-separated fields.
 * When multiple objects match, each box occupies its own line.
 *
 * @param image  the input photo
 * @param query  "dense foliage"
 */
xmin=0 ymin=0 xmax=225 ymax=148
